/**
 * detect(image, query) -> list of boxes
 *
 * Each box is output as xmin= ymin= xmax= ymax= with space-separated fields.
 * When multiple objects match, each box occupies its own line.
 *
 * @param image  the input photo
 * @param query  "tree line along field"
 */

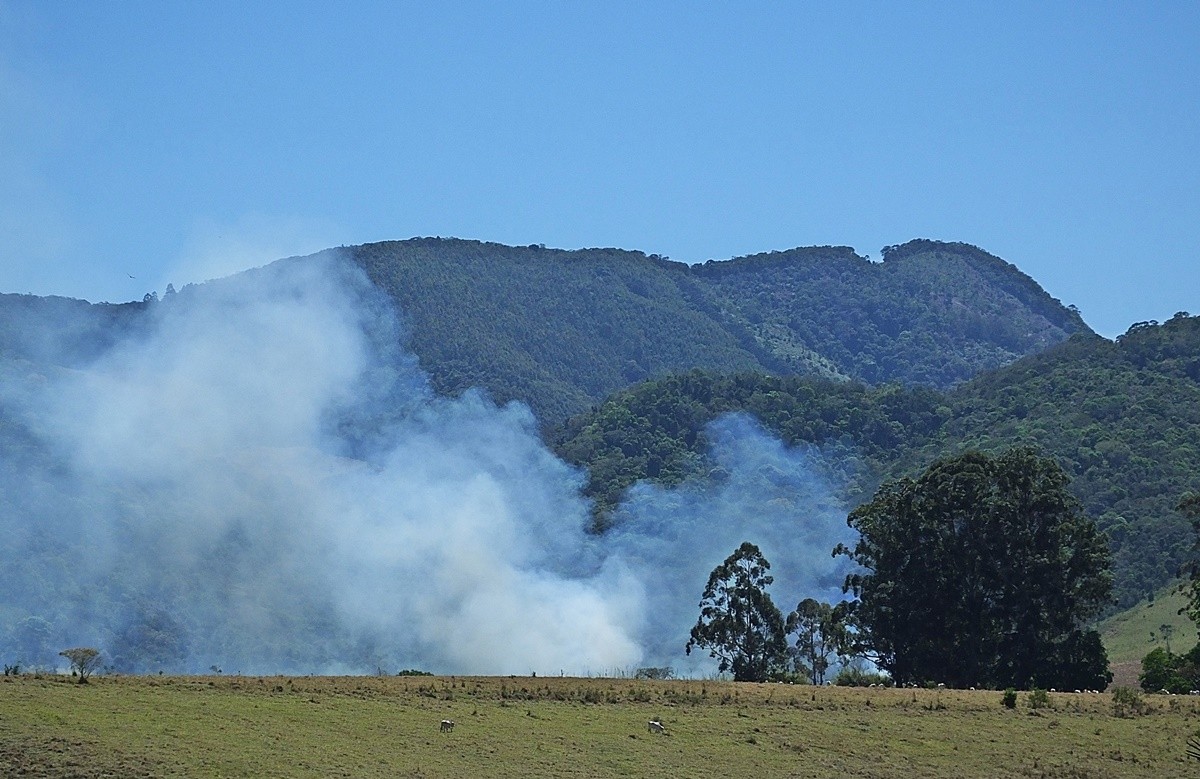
xmin=2 ymin=674 xmax=1199 ymax=778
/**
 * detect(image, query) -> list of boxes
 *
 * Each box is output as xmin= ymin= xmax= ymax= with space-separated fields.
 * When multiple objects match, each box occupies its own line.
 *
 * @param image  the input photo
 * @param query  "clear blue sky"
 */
xmin=2 ymin=1 xmax=1197 ymax=337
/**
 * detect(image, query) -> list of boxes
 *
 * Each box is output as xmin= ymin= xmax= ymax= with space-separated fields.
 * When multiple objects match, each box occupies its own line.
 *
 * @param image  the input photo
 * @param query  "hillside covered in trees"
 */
xmin=550 ymin=313 xmax=1200 ymax=610
xmin=342 ymin=237 xmax=1089 ymax=420
xmin=0 ymin=237 xmax=1184 ymax=663
xmin=1 ymin=237 xmax=1088 ymax=424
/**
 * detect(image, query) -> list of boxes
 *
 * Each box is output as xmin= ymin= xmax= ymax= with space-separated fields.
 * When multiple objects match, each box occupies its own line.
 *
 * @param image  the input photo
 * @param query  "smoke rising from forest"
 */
xmin=0 ymin=255 xmax=853 ymax=675
xmin=603 ymin=414 xmax=854 ymax=673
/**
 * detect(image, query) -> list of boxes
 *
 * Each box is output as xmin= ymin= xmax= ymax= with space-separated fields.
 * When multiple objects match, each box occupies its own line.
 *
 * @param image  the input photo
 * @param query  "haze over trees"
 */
xmin=685 ymin=450 xmax=1114 ymax=689
xmin=787 ymin=598 xmax=850 ymax=685
xmin=0 ymin=237 xmax=1193 ymax=676
xmin=551 ymin=314 xmax=1200 ymax=609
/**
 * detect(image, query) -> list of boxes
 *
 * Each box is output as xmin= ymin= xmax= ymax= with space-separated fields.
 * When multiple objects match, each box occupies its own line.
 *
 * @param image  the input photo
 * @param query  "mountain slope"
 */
xmin=344 ymin=239 xmax=771 ymax=421
xmin=550 ymin=314 xmax=1200 ymax=608
xmin=933 ymin=314 xmax=1200 ymax=607
xmin=340 ymin=237 xmax=1089 ymax=421
xmin=0 ymin=238 xmax=1089 ymax=424
xmin=692 ymin=239 xmax=1089 ymax=387
xmin=0 ymin=293 xmax=148 ymax=367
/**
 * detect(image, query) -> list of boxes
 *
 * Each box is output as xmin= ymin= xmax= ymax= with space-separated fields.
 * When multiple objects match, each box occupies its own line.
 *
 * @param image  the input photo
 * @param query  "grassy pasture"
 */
xmin=1098 ymin=583 xmax=1197 ymax=688
xmin=1100 ymin=584 xmax=1197 ymax=665
xmin=2 ymin=674 xmax=1199 ymax=778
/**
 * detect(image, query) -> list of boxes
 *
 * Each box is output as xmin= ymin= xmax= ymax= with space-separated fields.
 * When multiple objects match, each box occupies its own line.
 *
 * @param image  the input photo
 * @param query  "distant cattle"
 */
xmin=440 ymin=719 xmax=455 ymax=733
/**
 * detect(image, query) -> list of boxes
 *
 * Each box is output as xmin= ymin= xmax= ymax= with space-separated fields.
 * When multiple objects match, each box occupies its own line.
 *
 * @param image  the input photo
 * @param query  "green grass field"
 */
xmin=1098 ymin=583 xmax=1198 ymax=688
xmin=3 ymin=674 xmax=1199 ymax=778
xmin=1100 ymin=584 xmax=1197 ymax=665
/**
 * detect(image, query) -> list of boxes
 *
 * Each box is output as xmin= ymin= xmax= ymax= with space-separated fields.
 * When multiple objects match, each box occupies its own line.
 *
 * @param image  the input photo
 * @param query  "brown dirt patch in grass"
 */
xmin=0 ymin=733 xmax=160 ymax=778
xmin=1109 ymin=660 xmax=1140 ymax=689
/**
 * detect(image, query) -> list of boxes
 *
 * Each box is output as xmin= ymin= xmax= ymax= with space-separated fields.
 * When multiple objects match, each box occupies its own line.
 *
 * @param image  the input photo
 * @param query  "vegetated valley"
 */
xmin=0 ymin=237 xmax=1197 ymax=671
xmin=551 ymin=313 xmax=1200 ymax=610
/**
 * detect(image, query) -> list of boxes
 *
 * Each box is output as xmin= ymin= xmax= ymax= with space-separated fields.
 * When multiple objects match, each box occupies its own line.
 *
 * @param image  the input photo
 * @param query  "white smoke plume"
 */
xmin=0 ymin=253 xmax=853 ymax=676
xmin=603 ymin=413 xmax=856 ymax=674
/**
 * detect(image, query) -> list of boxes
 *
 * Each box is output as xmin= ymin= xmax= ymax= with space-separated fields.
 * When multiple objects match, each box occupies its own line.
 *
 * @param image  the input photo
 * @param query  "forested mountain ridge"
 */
xmin=343 ymin=239 xmax=770 ymax=422
xmin=935 ymin=315 xmax=1200 ymax=608
xmin=0 ymin=293 xmax=147 ymax=366
xmin=549 ymin=313 xmax=1200 ymax=610
xmin=0 ymin=239 xmax=1187 ymax=673
xmin=1 ymin=238 xmax=1088 ymax=423
xmin=0 ymin=293 xmax=151 ymax=468
xmin=691 ymin=239 xmax=1089 ymax=387
xmin=341 ymin=237 xmax=1090 ymax=420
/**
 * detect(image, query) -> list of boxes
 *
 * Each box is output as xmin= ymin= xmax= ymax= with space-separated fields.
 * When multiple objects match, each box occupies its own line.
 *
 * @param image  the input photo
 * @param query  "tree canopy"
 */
xmin=787 ymin=598 xmax=850 ymax=685
xmin=837 ymin=447 xmax=1112 ymax=690
xmin=59 ymin=647 xmax=101 ymax=683
xmin=344 ymin=238 xmax=1086 ymax=421
xmin=686 ymin=542 xmax=788 ymax=682
xmin=551 ymin=314 xmax=1200 ymax=607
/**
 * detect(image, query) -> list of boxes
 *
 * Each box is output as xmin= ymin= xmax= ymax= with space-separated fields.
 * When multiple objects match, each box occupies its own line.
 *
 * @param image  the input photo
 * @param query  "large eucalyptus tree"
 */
xmin=837 ymin=447 xmax=1112 ymax=690
xmin=686 ymin=541 xmax=788 ymax=682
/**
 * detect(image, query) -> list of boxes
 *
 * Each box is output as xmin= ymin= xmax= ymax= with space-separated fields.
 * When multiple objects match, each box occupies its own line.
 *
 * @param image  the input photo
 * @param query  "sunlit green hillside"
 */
xmin=1100 ymin=584 xmax=1197 ymax=666
xmin=552 ymin=315 xmax=1200 ymax=608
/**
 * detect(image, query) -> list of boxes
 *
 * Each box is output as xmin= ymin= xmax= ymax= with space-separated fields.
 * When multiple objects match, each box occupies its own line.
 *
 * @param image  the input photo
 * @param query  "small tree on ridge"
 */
xmin=59 ymin=647 xmax=101 ymax=683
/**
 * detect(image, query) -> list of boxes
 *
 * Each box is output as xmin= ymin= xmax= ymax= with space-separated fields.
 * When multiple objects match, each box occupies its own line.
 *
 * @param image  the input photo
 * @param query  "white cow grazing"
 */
xmin=440 ymin=719 xmax=455 ymax=733
xmin=647 ymin=719 xmax=666 ymax=734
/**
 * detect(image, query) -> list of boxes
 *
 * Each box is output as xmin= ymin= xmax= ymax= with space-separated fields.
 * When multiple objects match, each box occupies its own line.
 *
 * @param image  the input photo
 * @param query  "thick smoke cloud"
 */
xmin=603 ymin=414 xmax=855 ymax=674
xmin=0 ymin=254 xmax=853 ymax=676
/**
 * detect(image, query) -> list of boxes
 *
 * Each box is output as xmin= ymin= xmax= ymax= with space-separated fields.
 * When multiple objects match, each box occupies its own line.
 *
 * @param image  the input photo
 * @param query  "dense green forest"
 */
xmin=345 ymin=240 xmax=766 ymax=421
xmin=690 ymin=239 xmax=1088 ymax=387
xmin=0 ymin=238 xmax=1088 ymax=424
xmin=343 ymin=238 xmax=1089 ymax=421
xmin=0 ymin=239 xmax=1185 ymax=620
xmin=550 ymin=313 xmax=1200 ymax=610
